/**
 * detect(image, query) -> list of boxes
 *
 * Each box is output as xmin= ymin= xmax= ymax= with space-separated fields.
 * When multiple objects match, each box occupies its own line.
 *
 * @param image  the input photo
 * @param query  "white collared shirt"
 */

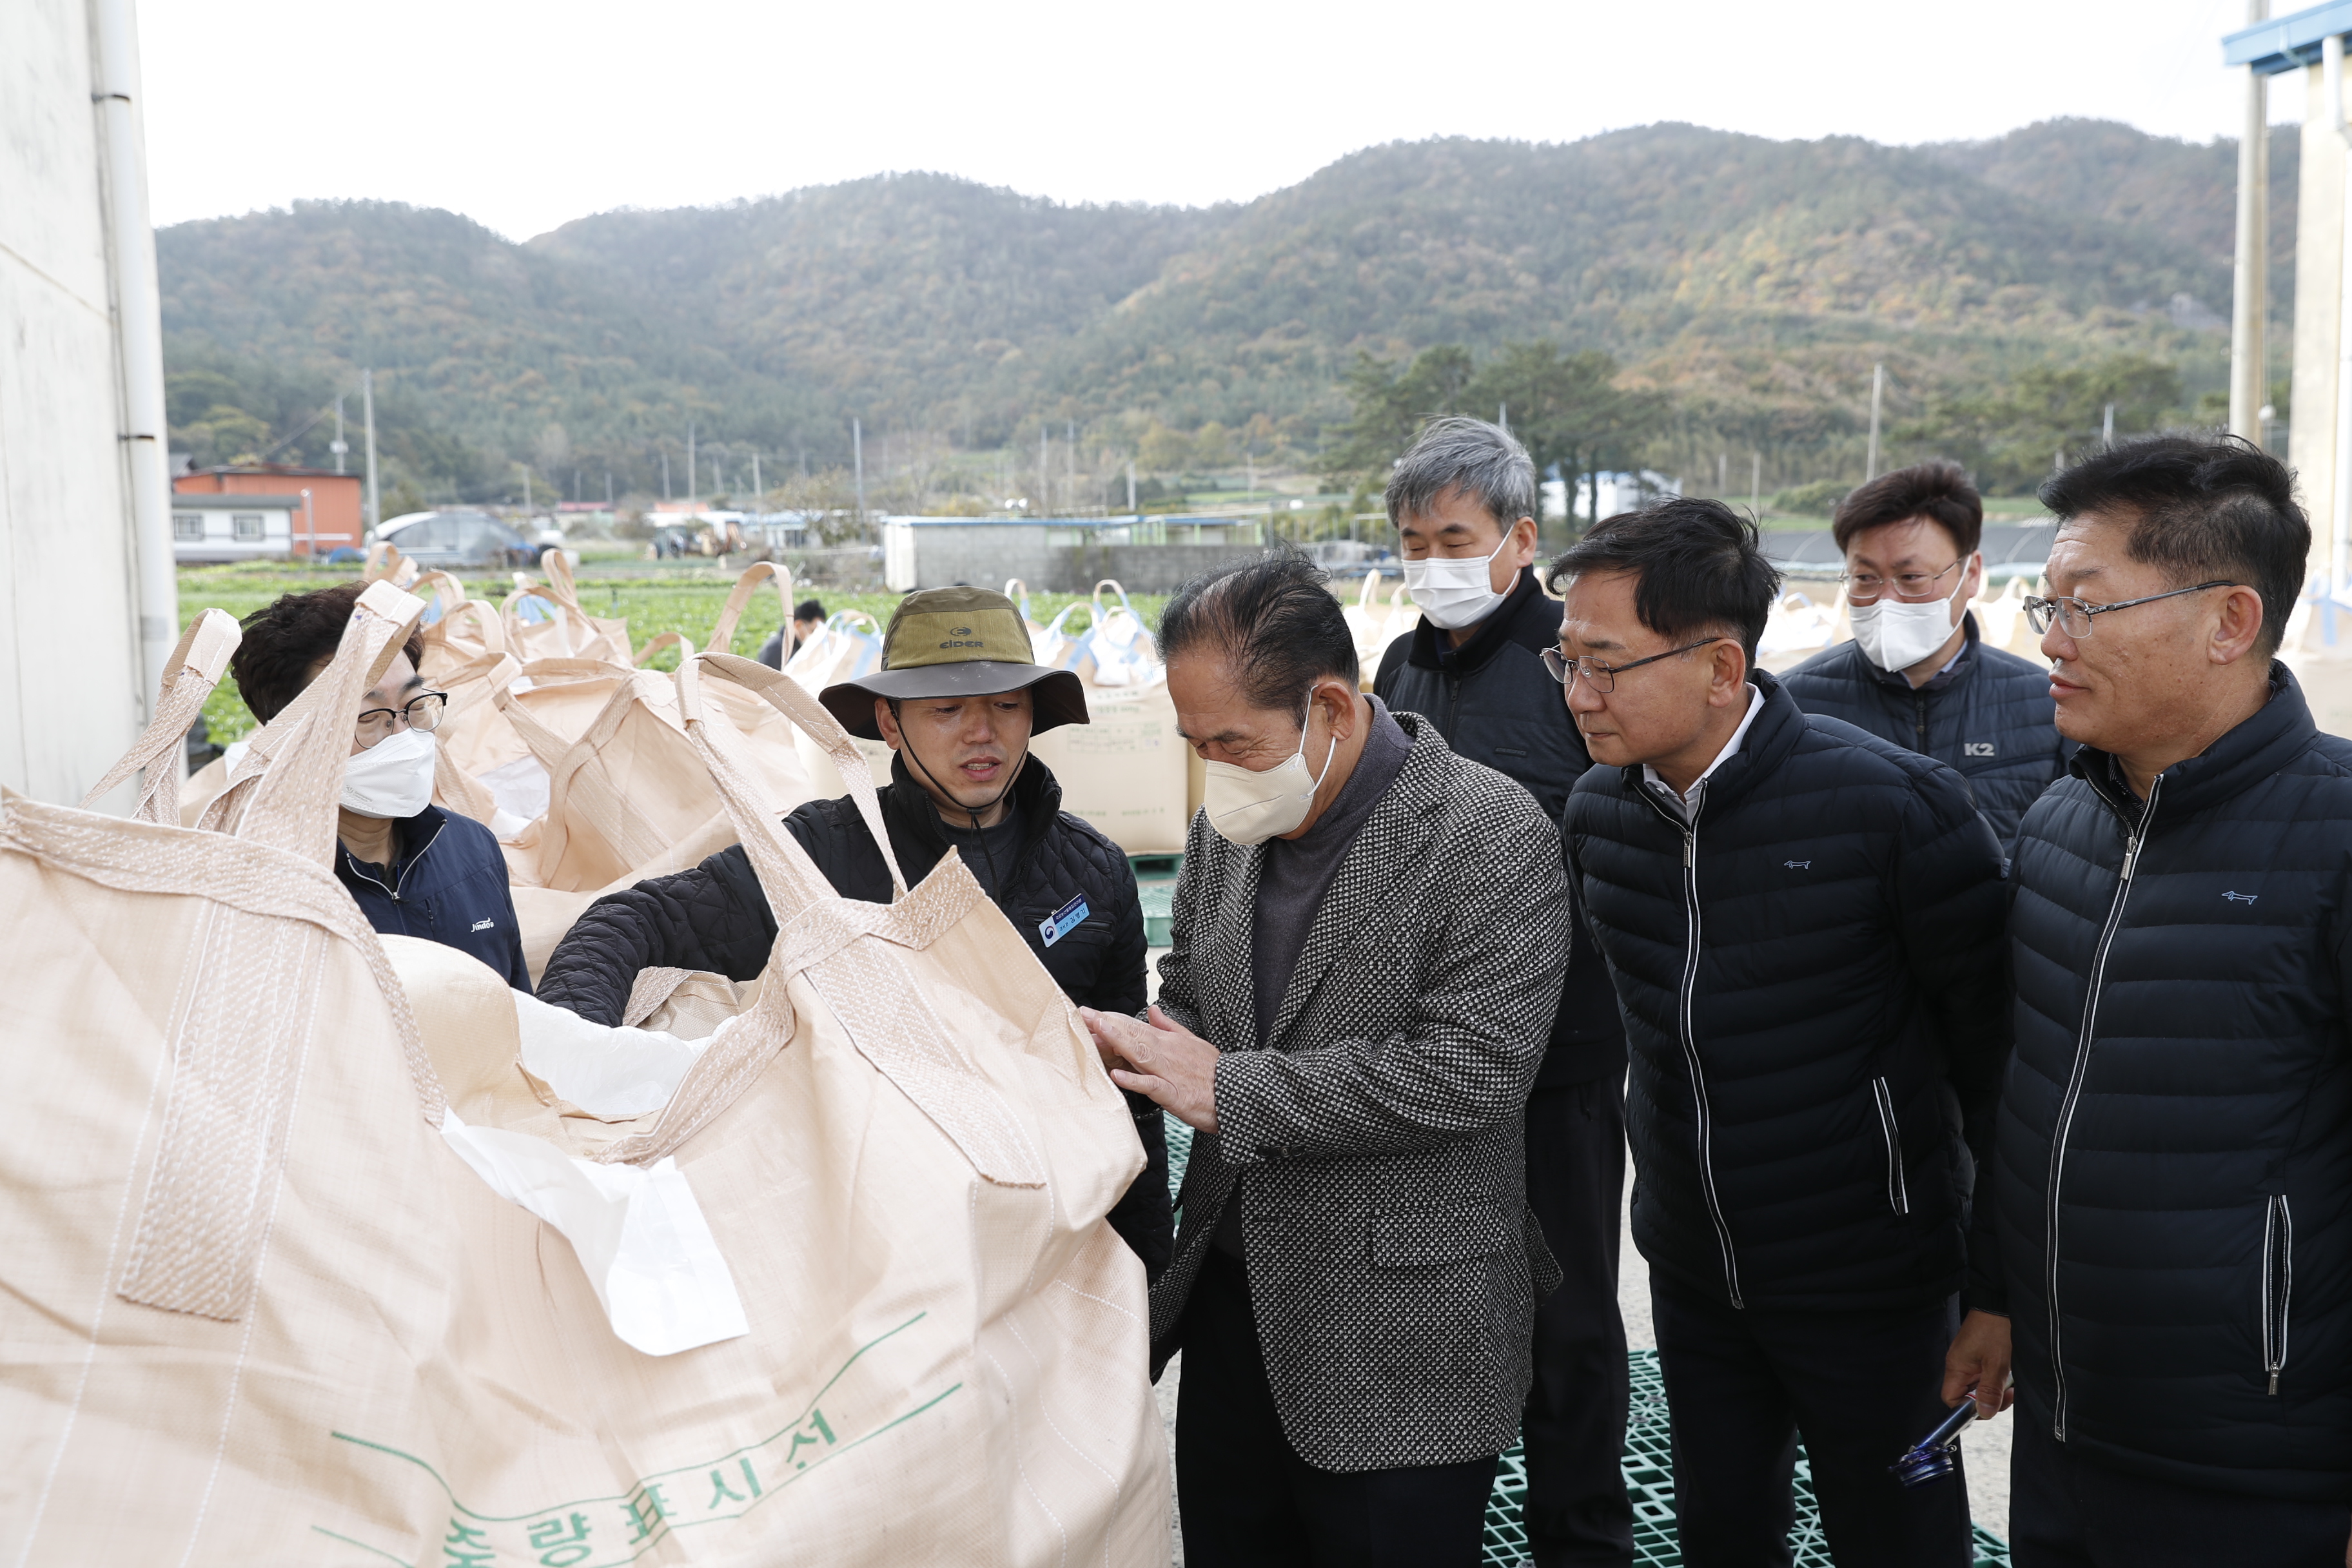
xmin=1642 ymin=684 xmax=1765 ymax=821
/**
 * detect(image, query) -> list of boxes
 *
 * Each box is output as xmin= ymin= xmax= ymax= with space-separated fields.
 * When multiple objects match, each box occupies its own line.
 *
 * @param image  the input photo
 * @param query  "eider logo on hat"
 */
xmin=812 ymin=585 xmax=1092 ymax=741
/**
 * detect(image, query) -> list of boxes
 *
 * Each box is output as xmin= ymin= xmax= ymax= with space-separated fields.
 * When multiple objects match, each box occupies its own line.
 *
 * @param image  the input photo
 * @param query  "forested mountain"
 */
xmin=157 ymin=118 xmax=2280 ymax=505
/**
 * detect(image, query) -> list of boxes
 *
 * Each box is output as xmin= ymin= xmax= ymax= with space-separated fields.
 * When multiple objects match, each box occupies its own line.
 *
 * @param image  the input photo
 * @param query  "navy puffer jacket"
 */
xmin=1980 ymin=665 xmax=2352 ymax=1502
xmin=337 ymin=805 xmax=532 ymax=991
xmin=1779 ymin=614 xmax=2066 ymax=851
xmin=1565 ymin=672 xmax=2011 ymax=1313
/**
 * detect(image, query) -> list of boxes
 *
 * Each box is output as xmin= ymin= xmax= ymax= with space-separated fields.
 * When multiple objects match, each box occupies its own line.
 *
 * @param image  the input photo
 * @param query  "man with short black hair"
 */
xmin=1557 ymin=499 xmax=2009 ymax=1567
xmin=1374 ymin=415 xmax=1633 ymax=1567
xmin=1084 ymin=550 xmax=1569 ymax=1568
xmin=232 ymin=582 xmax=531 ymax=988
xmin=1781 ymin=462 xmax=2064 ymax=848
xmin=1943 ymin=433 xmax=2352 ymax=1565
xmin=754 ymin=597 xmax=828 ymax=669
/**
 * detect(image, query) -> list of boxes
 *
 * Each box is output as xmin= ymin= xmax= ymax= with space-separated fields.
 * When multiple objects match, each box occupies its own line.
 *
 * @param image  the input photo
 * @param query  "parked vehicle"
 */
xmin=373 ymin=510 xmax=539 ymax=569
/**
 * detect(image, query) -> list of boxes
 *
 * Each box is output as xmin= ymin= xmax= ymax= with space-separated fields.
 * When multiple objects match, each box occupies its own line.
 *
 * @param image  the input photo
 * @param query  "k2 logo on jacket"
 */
xmin=1785 ymin=860 xmax=1812 ymax=870
xmin=2222 ymin=891 xmax=2259 ymax=906
xmin=1963 ymin=742 xmax=1996 ymax=758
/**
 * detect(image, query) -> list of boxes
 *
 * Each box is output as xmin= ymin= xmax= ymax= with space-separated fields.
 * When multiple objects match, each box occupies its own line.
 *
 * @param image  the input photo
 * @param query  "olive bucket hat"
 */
xmin=818 ymin=585 xmax=1089 ymax=741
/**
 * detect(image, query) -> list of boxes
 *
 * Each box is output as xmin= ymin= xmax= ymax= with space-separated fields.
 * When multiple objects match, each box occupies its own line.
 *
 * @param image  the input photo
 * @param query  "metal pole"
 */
xmin=2230 ymin=0 xmax=2271 ymax=440
xmin=687 ymin=421 xmax=696 ymax=501
xmin=93 ymin=0 xmax=175 ymax=722
xmin=1865 ymin=364 xmax=1885 ymax=481
xmin=302 ymin=487 xmax=314 ymax=559
xmin=362 ymin=368 xmax=380 ymax=531
xmin=333 ymin=396 xmax=346 ymax=474
xmin=853 ymin=418 xmax=866 ymax=522
xmin=752 ymin=451 xmax=761 ymax=500
xmin=1040 ymin=427 xmax=1050 ymax=515
xmin=1127 ymin=459 xmax=1137 ymax=514
xmin=2103 ymin=402 xmax=2116 ymax=447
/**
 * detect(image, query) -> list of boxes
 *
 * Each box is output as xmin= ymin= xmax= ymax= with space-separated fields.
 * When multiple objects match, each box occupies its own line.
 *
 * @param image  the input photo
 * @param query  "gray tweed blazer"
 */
xmin=1150 ymin=712 xmax=1570 ymax=1471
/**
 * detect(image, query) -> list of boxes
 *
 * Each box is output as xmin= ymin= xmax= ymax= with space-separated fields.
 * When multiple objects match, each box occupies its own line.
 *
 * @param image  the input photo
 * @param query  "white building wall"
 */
xmin=0 ymin=0 xmax=150 ymax=806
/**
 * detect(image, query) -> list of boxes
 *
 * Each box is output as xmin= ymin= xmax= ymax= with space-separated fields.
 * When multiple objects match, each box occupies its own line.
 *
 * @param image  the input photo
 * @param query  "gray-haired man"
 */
xmin=1375 ymin=417 xmax=1633 ymax=1565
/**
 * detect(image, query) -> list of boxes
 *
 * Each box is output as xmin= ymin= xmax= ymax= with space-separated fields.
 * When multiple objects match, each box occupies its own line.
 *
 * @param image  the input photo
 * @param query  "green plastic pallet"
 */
xmin=1160 ymin=1122 xmax=2012 ymax=1566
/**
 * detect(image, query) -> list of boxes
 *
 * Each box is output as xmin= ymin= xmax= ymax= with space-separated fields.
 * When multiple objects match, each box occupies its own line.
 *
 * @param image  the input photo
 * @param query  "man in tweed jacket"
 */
xmin=1082 ymin=551 xmax=1570 ymax=1568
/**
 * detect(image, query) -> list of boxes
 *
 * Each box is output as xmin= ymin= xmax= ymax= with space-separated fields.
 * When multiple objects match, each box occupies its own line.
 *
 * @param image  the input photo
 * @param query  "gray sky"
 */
xmin=141 ymin=0 xmax=2284 ymax=241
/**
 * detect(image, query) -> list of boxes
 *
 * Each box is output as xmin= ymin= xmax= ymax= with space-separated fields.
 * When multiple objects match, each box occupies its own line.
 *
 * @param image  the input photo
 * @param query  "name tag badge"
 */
xmin=1039 ymin=896 xmax=1090 ymax=947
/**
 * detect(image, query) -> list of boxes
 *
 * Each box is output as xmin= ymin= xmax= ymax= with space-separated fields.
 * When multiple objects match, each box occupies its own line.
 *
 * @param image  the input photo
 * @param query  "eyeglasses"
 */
xmin=1839 ymin=558 xmax=1963 ymax=603
xmin=2022 ymin=581 xmax=2240 ymax=638
xmin=355 ymin=691 xmax=448 ymax=747
xmin=1541 ymin=637 xmax=1723 ymax=694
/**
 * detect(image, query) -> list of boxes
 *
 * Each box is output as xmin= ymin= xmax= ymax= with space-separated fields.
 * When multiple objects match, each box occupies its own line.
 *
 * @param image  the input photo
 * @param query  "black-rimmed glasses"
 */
xmin=355 ymin=691 xmax=449 ymax=747
xmin=1541 ymin=638 xmax=1723 ymax=694
xmin=2022 ymin=582 xmax=2240 ymax=638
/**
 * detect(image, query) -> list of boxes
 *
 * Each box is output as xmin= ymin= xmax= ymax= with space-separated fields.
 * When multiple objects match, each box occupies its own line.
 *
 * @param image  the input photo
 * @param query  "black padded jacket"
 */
xmin=1375 ymin=566 xmax=1626 ymax=1087
xmin=1979 ymin=666 xmax=2352 ymax=1502
xmin=1564 ymin=671 xmax=2012 ymax=1313
xmin=536 ymin=752 xmax=1175 ymax=1279
xmin=1778 ymin=613 xmax=2066 ymax=852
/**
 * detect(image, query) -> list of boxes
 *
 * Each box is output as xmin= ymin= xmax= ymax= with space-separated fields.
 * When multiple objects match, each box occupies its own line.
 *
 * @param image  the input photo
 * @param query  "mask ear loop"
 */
xmin=888 ymin=696 xmax=1024 ymax=901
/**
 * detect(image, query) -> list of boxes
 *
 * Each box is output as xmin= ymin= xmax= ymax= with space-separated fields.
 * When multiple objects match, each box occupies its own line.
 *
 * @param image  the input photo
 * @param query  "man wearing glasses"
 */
xmin=228 ymin=583 xmax=532 ymax=989
xmin=1780 ymin=462 xmax=2064 ymax=850
xmin=1553 ymin=498 xmax=2010 ymax=1567
xmin=1943 ymin=434 xmax=2352 ymax=1565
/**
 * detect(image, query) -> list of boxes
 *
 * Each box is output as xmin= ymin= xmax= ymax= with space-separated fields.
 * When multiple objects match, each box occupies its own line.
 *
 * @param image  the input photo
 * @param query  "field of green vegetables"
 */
xmin=179 ymin=561 xmax=1168 ymax=744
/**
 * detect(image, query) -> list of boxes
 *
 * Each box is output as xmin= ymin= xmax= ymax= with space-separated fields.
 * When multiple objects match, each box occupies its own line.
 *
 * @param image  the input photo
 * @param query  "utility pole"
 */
xmin=687 ymin=421 xmax=697 ymax=501
xmin=331 ymin=396 xmax=348 ymax=475
xmin=1750 ymin=451 xmax=1761 ymax=516
xmin=1067 ymin=420 xmax=1077 ymax=513
xmin=662 ymin=449 xmax=671 ymax=500
xmin=1040 ymin=427 xmax=1050 ymax=515
xmin=752 ymin=451 xmax=761 ymax=502
xmin=605 ymin=472 xmax=613 ymax=505
xmin=362 ymin=368 xmax=380 ymax=531
xmin=522 ymin=465 xmax=532 ymax=510
xmin=1865 ymin=363 xmax=1885 ymax=481
xmin=1717 ymin=451 xmax=1728 ymax=495
xmin=853 ymin=418 xmax=867 ymax=522
xmin=2230 ymin=0 xmax=2271 ymax=440
xmin=1127 ymin=459 xmax=1137 ymax=514
xmin=2103 ymin=402 xmax=2117 ymax=447
xmin=1498 ymin=402 xmax=1508 ymax=433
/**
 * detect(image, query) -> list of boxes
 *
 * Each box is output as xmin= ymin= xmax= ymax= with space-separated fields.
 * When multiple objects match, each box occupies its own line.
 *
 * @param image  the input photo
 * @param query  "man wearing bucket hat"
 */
xmin=538 ymin=586 xmax=1173 ymax=1276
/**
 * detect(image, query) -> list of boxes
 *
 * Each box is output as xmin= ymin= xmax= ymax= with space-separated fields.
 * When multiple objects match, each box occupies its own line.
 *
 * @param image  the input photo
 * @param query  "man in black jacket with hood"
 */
xmin=1373 ymin=416 xmax=1633 ymax=1567
xmin=538 ymin=586 xmax=1173 ymax=1279
xmin=1779 ymin=462 xmax=2065 ymax=850
xmin=1944 ymin=435 xmax=2352 ymax=1565
xmin=1558 ymin=500 xmax=2010 ymax=1567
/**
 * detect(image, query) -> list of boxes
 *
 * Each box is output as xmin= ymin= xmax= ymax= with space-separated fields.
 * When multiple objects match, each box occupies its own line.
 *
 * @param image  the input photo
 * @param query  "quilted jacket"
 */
xmin=1982 ymin=666 xmax=2352 ymax=1501
xmin=1565 ymin=671 xmax=2011 ymax=1315
xmin=1374 ymin=567 xmax=1626 ymax=1086
xmin=1150 ymin=713 xmax=1571 ymax=1470
xmin=1778 ymin=613 xmax=2066 ymax=850
xmin=537 ymin=752 xmax=1173 ymax=1277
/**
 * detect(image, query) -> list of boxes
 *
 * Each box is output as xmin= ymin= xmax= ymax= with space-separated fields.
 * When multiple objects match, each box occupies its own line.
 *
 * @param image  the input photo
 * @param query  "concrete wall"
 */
xmin=0 ymin=0 xmax=148 ymax=806
xmin=894 ymin=525 xmax=1057 ymax=593
xmin=2292 ymin=62 xmax=2346 ymax=580
xmin=1063 ymin=542 xmax=1275 ymax=594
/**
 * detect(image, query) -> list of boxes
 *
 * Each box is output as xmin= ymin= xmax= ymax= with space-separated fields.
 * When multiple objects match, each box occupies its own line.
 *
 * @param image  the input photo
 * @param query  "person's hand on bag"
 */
xmin=1941 ymin=1308 xmax=2014 ymax=1421
xmin=1080 ymin=1005 xmax=1220 ymax=1134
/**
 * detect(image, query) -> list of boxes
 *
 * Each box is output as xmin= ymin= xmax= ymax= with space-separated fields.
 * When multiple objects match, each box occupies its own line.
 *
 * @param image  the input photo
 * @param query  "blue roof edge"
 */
xmin=2225 ymin=0 xmax=2352 ymax=75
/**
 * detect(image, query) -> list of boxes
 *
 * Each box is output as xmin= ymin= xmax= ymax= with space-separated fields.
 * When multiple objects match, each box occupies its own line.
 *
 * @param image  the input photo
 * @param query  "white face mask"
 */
xmin=1848 ymin=558 xmax=1972 ymax=672
xmin=1401 ymin=536 xmax=1511 ymax=630
xmin=340 ymin=726 xmax=438 ymax=819
xmin=1201 ymin=703 xmax=1339 ymax=846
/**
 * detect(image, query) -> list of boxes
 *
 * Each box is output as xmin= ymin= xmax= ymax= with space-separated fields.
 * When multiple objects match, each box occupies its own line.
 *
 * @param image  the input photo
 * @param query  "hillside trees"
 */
xmin=1897 ymin=354 xmax=2186 ymax=493
xmin=1323 ymin=342 xmax=1668 ymax=527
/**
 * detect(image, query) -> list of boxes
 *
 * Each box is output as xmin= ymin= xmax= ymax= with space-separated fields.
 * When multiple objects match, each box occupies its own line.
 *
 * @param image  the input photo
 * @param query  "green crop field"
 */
xmin=179 ymin=562 xmax=1168 ymax=744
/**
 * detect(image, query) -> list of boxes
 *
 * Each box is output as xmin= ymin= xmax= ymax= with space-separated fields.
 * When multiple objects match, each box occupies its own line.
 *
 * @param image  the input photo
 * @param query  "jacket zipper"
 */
xmin=1870 ymin=1075 xmax=1910 ymax=1215
xmin=342 ymin=818 xmax=446 ymax=906
xmin=2264 ymin=1195 xmax=2294 ymax=1395
xmin=1642 ymin=779 xmax=1743 ymax=1308
xmin=1912 ymin=691 xmax=1930 ymax=750
xmin=2045 ymin=774 xmax=2159 ymax=1441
